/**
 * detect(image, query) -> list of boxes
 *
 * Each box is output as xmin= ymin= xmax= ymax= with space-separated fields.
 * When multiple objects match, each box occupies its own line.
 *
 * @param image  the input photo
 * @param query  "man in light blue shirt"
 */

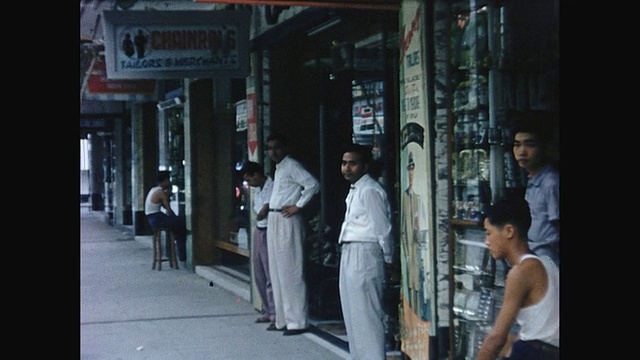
xmin=512 ymin=114 xmax=560 ymax=267
xmin=338 ymin=143 xmax=393 ymax=360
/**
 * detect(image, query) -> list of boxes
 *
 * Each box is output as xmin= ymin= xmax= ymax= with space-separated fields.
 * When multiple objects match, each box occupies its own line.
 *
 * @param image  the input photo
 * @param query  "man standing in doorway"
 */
xmin=238 ymin=161 xmax=276 ymax=329
xmin=338 ymin=143 xmax=393 ymax=360
xmin=512 ymin=113 xmax=560 ymax=267
xmin=266 ymin=133 xmax=320 ymax=336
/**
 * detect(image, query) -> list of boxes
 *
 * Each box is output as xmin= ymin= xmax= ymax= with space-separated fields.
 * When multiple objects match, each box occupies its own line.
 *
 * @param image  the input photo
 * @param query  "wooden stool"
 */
xmin=152 ymin=228 xmax=179 ymax=270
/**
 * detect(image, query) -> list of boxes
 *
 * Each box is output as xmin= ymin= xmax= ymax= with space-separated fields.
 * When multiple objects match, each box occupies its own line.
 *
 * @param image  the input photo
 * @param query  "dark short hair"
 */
xmin=266 ymin=132 xmax=287 ymax=146
xmin=342 ymin=143 xmax=373 ymax=165
xmin=157 ymin=170 xmax=171 ymax=183
xmin=512 ymin=111 xmax=558 ymax=145
xmin=483 ymin=196 xmax=531 ymax=237
xmin=238 ymin=161 xmax=263 ymax=177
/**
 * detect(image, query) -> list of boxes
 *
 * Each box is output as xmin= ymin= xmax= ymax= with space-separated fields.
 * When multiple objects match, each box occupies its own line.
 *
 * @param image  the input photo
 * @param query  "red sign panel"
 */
xmin=88 ymin=55 xmax=156 ymax=95
xmin=246 ymin=92 xmax=258 ymax=157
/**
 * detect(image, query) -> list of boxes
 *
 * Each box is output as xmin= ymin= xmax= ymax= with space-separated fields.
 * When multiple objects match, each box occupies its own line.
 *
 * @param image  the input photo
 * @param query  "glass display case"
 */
xmin=449 ymin=1 xmax=510 ymax=358
xmin=448 ymin=0 xmax=558 ymax=358
xmin=166 ymin=107 xmax=185 ymax=216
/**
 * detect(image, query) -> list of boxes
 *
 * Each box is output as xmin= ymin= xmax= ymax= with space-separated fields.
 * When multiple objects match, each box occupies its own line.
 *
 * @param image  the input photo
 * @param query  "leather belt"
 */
xmin=269 ymin=208 xmax=282 ymax=212
xmin=257 ymin=226 xmax=267 ymax=230
xmin=521 ymin=340 xmax=559 ymax=356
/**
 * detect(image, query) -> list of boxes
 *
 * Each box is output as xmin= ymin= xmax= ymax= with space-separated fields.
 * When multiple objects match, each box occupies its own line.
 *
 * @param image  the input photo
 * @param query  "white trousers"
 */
xmin=339 ymin=242 xmax=386 ymax=360
xmin=267 ymin=212 xmax=308 ymax=330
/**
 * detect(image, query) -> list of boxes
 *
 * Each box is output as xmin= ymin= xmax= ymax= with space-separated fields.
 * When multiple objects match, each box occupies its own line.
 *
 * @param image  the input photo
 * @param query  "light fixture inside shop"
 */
xmin=157 ymin=96 xmax=184 ymax=111
xmin=307 ymin=18 xmax=342 ymax=37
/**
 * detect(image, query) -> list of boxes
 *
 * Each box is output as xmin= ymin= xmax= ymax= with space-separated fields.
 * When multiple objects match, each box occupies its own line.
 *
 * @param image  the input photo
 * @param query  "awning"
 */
xmin=194 ymin=0 xmax=400 ymax=11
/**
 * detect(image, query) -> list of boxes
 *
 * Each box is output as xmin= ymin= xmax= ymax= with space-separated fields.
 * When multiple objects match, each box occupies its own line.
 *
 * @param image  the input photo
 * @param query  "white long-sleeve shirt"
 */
xmin=253 ymin=176 xmax=273 ymax=229
xmin=269 ymin=155 xmax=319 ymax=210
xmin=338 ymin=174 xmax=393 ymax=263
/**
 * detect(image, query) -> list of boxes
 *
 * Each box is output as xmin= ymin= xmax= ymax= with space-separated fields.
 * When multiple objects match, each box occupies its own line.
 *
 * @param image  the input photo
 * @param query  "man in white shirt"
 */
xmin=338 ymin=144 xmax=393 ymax=360
xmin=239 ymin=161 xmax=276 ymax=328
xmin=266 ymin=133 xmax=320 ymax=336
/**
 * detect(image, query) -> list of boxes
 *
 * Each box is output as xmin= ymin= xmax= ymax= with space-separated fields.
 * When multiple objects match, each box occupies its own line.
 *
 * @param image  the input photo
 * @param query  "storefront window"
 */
xmin=351 ymin=79 xmax=385 ymax=158
xmin=166 ymin=107 xmax=185 ymax=215
xmin=448 ymin=0 xmax=558 ymax=358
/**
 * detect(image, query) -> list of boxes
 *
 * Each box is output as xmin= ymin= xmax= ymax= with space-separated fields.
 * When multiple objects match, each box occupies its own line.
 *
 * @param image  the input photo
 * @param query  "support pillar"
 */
xmin=131 ymin=102 xmax=159 ymax=235
xmin=89 ymin=132 xmax=105 ymax=211
xmin=113 ymin=115 xmax=133 ymax=226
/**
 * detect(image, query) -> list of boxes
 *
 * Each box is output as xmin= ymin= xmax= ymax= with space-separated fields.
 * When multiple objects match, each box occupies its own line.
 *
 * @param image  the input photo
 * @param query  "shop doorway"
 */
xmin=261 ymin=7 xmax=400 ymax=349
xmin=268 ymin=23 xmax=400 ymax=349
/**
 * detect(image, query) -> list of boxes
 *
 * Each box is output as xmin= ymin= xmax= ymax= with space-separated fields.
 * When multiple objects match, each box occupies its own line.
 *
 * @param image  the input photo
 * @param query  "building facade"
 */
xmin=80 ymin=1 xmax=559 ymax=358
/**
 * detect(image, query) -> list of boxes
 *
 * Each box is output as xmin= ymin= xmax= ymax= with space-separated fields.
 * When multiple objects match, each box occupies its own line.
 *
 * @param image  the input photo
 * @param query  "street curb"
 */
xmin=195 ymin=265 xmax=251 ymax=301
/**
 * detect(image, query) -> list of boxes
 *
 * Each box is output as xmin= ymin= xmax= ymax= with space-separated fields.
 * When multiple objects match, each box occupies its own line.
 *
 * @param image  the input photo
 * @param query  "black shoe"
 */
xmin=283 ymin=328 xmax=307 ymax=336
xmin=266 ymin=323 xmax=285 ymax=331
xmin=255 ymin=314 xmax=271 ymax=323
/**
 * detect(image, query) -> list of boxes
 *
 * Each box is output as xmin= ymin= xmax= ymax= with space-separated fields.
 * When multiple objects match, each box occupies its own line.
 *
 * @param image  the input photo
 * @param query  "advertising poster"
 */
xmin=399 ymin=1 xmax=436 ymax=358
xmin=246 ymin=76 xmax=259 ymax=161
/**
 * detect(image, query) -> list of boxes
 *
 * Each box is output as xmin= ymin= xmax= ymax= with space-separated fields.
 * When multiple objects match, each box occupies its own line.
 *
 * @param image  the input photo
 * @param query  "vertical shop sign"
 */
xmin=236 ymin=100 xmax=247 ymax=132
xmin=246 ymin=76 xmax=258 ymax=160
xmin=399 ymin=1 xmax=436 ymax=359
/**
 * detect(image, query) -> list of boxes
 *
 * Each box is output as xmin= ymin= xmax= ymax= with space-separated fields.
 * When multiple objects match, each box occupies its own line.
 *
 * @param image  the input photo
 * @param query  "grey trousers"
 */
xmin=339 ymin=242 xmax=386 ymax=360
xmin=253 ymin=227 xmax=275 ymax=320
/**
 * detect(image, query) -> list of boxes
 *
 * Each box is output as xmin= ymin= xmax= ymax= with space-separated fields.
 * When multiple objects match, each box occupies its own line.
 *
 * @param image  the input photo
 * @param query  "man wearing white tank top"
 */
xmin=145 ymin=171 xmax=187 ymax=262
xmin=477 ymin=197 xmax=559 ymax=360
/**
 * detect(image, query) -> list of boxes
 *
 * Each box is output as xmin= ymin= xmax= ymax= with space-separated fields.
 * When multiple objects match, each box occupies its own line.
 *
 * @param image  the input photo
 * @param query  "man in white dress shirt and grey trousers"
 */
xmin=338 ymin=143 xmax=393 ymax=360
xmin=266 ymin=133 xmax=320 ymax=336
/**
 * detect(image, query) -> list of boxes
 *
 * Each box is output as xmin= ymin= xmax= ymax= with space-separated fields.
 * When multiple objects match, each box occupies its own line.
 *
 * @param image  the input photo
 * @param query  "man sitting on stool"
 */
xmin=145 ymin=171 xmax=187 ymax=263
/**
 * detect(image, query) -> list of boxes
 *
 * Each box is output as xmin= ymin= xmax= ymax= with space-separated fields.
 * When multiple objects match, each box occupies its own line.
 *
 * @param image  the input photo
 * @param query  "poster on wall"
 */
xmin=246 ymin=76 xmax=259 ymax=161
xmin=399 ymin=1 xmax=436 ymax=358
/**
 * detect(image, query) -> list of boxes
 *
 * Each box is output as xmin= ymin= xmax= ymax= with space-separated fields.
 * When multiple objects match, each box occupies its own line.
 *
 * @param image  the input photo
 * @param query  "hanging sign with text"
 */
xmin=102 ymin=10 xmax=250 ymax=79
xmin=84 ymin=53 xmax=156 ymax=101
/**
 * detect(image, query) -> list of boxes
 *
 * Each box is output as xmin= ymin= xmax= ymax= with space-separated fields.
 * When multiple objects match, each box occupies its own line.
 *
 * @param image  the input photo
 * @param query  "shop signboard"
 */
xmin=102 ymin=10 xmax=250 ymax=79
xmin=83 ymin=53 xmax=156 ymax=101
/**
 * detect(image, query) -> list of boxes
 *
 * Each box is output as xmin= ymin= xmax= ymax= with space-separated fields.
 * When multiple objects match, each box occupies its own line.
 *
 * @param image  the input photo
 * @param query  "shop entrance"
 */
xmin=305 ymin=71 xmax=401 ymax=350
xmin=266 ymin=13 xmax=401 ymax=347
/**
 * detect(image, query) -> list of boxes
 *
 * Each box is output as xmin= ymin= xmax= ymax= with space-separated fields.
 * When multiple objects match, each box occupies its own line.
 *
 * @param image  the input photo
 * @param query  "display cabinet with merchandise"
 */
xmin=447 ymin=0 xmax=558 ymax=359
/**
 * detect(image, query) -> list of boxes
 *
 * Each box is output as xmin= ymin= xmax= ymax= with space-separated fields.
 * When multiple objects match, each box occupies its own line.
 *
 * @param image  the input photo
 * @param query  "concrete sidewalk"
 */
xmin=80 ymin=207 xmax=349 ymax=360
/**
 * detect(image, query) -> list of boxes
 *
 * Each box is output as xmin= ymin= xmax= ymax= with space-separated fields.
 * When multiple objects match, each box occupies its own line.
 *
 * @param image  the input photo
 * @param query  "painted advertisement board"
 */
xmin=399 ymin=1 xmax=436 ymax=358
